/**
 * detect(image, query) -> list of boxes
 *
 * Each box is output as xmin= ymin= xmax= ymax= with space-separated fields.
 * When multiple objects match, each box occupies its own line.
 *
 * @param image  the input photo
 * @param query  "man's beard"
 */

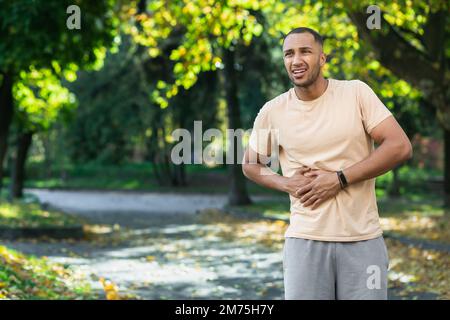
xmin=293 ymin=64 xmax=321 ymax=88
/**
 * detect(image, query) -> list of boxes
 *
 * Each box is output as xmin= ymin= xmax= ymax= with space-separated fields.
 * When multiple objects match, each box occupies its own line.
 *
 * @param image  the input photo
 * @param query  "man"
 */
xmin=242 ymin=27 xmax=412 ymax=300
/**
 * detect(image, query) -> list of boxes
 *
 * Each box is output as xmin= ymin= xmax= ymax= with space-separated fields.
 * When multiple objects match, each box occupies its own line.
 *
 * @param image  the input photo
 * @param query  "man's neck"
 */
xmin=294 ymin=76 xmax=328 ymax=101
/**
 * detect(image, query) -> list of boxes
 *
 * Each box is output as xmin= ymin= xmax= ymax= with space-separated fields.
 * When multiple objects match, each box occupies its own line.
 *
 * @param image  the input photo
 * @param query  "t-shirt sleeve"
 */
xmin=248 ymin=103 xmax=272 ymax=157
xmin=356 ymin=80 xmax=393 ymax=134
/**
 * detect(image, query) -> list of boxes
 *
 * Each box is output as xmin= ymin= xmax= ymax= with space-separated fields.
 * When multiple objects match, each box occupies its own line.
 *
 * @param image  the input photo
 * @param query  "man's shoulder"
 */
xmin=331 ymin=78 xmax=366 ymax=89
xmin=330 ymin=79 xmax=372 ymax=101
xmin=333 ymin=79 xmax=370 ymax=94
xmin=262 ymin=89 xmax=292 ymax=112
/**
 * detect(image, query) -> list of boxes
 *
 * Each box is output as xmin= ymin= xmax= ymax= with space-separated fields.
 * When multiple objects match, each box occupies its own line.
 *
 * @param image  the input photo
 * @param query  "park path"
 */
xmin=1 ymin=189 xmax=439 ymax=300
xmin=5 ymin=189 xmax=287 ymax=299
xmin=25 ymin=188 xmax=282 ymax=227
xmin=4 ymin=214 xmax=285 ymax=299
xmin=27 ymin=188 xmax=234 ymax=215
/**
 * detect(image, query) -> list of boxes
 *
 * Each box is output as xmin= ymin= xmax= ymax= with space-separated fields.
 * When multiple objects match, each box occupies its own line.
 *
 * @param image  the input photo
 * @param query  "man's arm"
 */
xmin=298 ymin=115 xmax=412 ymax=208
xmin=242 ymin=146 xmax=312 ymax=198
xmin=342 ymin=115 xmax=412 ymax=185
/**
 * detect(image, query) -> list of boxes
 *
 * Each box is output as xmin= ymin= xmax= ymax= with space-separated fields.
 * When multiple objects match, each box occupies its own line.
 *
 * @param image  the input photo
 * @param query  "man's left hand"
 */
xmin=295 ymin=169 xmax=342 ymax=209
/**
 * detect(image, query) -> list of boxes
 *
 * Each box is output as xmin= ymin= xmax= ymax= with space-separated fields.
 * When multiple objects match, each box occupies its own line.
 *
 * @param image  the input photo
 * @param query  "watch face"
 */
xmin=337 ymin=171 xmax=347 ymax=187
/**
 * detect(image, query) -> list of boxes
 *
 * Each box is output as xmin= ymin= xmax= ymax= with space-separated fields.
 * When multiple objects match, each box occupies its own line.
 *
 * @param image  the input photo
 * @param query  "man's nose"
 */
xmin=292 ymin=53 xmax=303 ymax=66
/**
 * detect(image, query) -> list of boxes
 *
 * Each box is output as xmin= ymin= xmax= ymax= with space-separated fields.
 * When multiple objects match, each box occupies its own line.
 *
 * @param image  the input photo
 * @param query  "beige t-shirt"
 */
xmin=249 ymin=79 xmax=393 ymax=241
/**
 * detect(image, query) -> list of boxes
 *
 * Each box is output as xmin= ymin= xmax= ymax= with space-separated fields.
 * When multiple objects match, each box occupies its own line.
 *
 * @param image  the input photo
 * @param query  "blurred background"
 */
xmin=0 ymin=0 xmax=448 ymax=300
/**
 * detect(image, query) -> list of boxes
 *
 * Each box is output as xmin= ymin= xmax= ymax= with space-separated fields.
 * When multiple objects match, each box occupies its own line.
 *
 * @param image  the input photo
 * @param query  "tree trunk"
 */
xmin=0 ymin=71 xmax=14 ymax=194
xmin=173 ymin=163 xmax=186 ymax=187
xmin=149 ymin=130 xmax=166 ymax=186
xmin=389 ymin=166 xmax=401 ymax=198
xmin=10 ymin=131 xmax=33 ymax=199
xmin=223 ymin=48 xmax=251 ymax=206
xmin=42 ymin=132 xmax=53 ymax=178
xmin=444 ymin=128 xmax=450 ymax=208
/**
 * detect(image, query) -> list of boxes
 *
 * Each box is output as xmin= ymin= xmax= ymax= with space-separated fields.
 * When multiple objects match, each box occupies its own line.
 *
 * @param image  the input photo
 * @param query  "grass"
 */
xmin=16 ymin=162 xmax=442 ymax=197
xmin=7 ymin=162 xmax=285 ymax=196
xmin=0 ymin=199 xmax=84 ymax=229
xmin=0 ymin=162 xmax=440 ymax=199
xmin=21 ymin=177 xmax=283 ymax=195
xmin=374 ymin=165 xmax=443 ymax=198
xmin=377 ymin=196 xmax=450 ymax=244
xmin=24 ymin=162 xmax=227 ymax=189
xmin=0 ymin=245 xmax=94 ymax=299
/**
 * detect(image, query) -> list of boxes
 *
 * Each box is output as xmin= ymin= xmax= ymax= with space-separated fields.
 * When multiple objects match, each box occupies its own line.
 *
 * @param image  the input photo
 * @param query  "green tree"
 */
xmin=0 ymin=0 xmax=118 ymax=195
xmin=124 ymin=0 xmax=308 ymax=205
xmin=66 ymin=38 xmax=147 ymax=165
xmin=9 ymin=68 xmax=76 ymax=198
xmin=122 ymin=0 xmax=439 ymax=205
xmin=65 ymin=32 xmax=221 ymax=187
xmin=343 ymin=1 xmax=449 ymax=206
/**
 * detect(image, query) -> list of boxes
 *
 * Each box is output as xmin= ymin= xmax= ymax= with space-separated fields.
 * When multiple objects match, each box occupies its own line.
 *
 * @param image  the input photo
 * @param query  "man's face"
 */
xmin=283 ymin=32 xmax=325 ymax=88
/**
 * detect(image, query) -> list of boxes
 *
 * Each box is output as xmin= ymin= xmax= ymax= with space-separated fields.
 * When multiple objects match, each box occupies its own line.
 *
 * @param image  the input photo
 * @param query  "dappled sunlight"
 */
xmin=236 ymin=200 xmax=450 ymax=244
xmin=84 ymin=224 xmax=119 ymax=235
xmin=3 ymin=208 xmax=449 ymax=299
xmin=389 ymin=270 xmax=416 ymax=284
xmin=20 ymin=214 xmax=286 ymax=299
xmin=381 ymin=215 xmax=436 ymax=232
xmin=385 ymin=239 xmax=449 ymax=299
xmin=0 ymin=201 xmax=82 ymax=228
xmin=380 ymin=214 xmax=450 ymax=243
xmin=195 ymin=209 xmax=287 ymax=250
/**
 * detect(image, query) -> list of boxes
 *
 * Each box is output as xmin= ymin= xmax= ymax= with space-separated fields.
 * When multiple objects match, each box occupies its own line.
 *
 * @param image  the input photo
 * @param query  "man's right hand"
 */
xmin=242 ymin=147 xmax=315 ymax=196
xmin=284 ymin=166 xmax=314 ymax=198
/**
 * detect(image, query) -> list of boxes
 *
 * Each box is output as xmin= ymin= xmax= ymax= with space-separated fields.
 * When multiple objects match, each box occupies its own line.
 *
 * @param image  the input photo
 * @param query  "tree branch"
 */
xmin=347 ymin=10 xmax=443 ymax=92
xmin=395 ymin=25 xmax=427 ymax=52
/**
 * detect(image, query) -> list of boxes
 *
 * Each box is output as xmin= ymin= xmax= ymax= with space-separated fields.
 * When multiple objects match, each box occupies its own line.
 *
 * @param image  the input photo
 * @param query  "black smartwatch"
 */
xmin=336 ymin=170 xmax=348 ymax=189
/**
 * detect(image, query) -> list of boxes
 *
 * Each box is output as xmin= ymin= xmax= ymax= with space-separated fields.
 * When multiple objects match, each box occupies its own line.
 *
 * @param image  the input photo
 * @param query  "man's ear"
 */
xmin=320 ymin=52 xmax=327 ymax=67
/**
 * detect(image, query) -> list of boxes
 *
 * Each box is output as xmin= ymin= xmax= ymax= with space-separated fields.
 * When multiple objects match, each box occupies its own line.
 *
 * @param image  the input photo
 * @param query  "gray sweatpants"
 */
xmin=283 ymin=235 xmax=389 ymax=300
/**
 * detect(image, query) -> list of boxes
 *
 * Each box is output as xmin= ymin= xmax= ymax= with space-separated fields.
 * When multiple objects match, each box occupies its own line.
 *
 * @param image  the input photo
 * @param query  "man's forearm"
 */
xmin=242 ymin=163 xmax=288 ymax=193
xmin=343 ymin=139 xmax=412 ymax=186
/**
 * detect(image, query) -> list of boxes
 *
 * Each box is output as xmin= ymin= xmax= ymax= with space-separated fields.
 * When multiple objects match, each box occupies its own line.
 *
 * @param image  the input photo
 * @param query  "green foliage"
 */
xmin=65 ymin=46 xmax=146 ymax=163
xmin=0 ymin=0 xmax=119 ymax=140
xmin=0 ymin=245 xmax=94 ymax=299
xmin=63 ymin=32 xmax=222 ymax=164
xmin=13 ymin=67 xmax=77 ymax=132
xmin=0 ymin=0 xmax=118 ymax=73
xmin=125 ymin=0 xmax=304 ymax=107
xmin=1 ymin=0 xmax=440 ymax=192
xmin=124 ymin=0 xmax=434 ymax=132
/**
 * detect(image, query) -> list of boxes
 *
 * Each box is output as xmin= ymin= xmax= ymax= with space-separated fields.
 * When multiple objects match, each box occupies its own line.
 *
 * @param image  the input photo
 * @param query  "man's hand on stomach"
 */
xmin=284 ymin=167 xmax=315 ymax=199
xmin=295 ymin=169 xmax=342 ymax=210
